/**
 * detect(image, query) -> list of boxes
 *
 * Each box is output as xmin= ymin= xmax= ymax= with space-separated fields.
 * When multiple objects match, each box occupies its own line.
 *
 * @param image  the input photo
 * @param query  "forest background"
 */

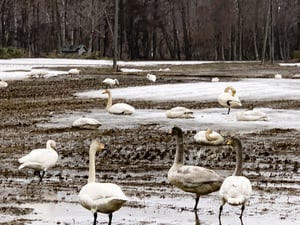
xmin=0 ymin=0 xmax=299 ymax=61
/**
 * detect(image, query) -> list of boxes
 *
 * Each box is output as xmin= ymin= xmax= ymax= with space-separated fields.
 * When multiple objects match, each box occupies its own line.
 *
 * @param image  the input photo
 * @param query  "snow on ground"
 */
xmin=76 ymin=78 xmax=300 ymax=102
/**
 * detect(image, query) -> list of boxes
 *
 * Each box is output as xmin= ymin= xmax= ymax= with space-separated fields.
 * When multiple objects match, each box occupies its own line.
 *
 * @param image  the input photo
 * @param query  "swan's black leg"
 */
xmin=194 ymin=196 xmax=200 ymax=210
xmin=218 ymin=205 xmax=223 ymax=225
xmin=39 ymin=171 xmax=45 ymax=182
xmin=108 ymin=213 xmax=112 ymax=225
xmin=239 ymin=204 xmax=245 ymax=219
xmin=227 ymin=107 xmax=231 ymax=114
xmin=93 ymin=212 xmax=97 ymax=225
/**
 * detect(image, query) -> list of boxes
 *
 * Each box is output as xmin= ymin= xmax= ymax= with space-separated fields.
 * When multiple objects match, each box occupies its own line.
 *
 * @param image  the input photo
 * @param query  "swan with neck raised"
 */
xmin=218 ymin=86 xmax=242 ymax=114
xmin=194 ymin=128 xmax=224 ymax=145
xmin=102 ymin=89 xmax=135 ymax=115
xmin=166 ymin=107 xmax=194 ymax=119
xmin=168 ymin=126 xmax=223 ymax=210
xmin=219 ymin=137 xmax=252 ymax=223
xmin=18 ymin=140 xmax=58 ymax=182
xmin=79 ymin=140 xmax=127 ymax=225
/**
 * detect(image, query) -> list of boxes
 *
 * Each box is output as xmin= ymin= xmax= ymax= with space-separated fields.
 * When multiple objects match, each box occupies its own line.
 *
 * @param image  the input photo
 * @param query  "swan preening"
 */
xmin=218 ymin=86 xmax=242 ymax=114
xmin=168 ymin=126 xmax=223 ymax=210
xmin=219 ymin=137 xmax=252 ymax=222
xmin=102 ymin=89 xmax=135 ymax=115
xmin=194 ymin=128 xmax=224 ymax=145
xmin=79 ymin=140 xmax=127 ymax=225
xmin=166 ymin=107 xmax=194 ymax=119
xmin=102 ymin=78 xmax=119 ymax=88
xmin=146 ymin=73 xmax=156 ymax=82
xmin=0 ymin=79 xmax=8 ymax=88
xmin=72 ymin=117 xmax=101 ymax=129
xmin=236 ymin=109 xmax=268 ymax=121
xmin=18 ymin=140 xmax=58 ymax=182
xmin=68 ymin=68 xmax=82 ymax=76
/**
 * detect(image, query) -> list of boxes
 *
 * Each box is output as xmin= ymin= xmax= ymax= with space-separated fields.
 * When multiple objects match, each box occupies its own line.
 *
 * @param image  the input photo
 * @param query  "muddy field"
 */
xmin=0 ymin=62 xmax=299 ymax=225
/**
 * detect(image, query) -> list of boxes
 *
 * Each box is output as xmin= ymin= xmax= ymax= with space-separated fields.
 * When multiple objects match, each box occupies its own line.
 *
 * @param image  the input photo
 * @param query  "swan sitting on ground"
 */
xmin=26 ymin=69 xmax=49 ymax=79
xmin=211 ymin=77 xmax=219 ymax=82
xmin=194 ymin=128 xmax=224 ymax=145
xmin=68 ymin=68 xmax=82 ymax=76
xmin=102 ymin=89 xmax=135 ymax=115
xmin=168 ymin=126 xmax=223 ymax=210
xmin=0 ymin=79 xmax=8 ymax=88
xmin=219 ymin=137 xmax=252 ymax=223
xmin=18 ymin=140 xmax=58 ymax=182
xmin=102 ymin=78 xmax=119 ymax=88
xmin=166 ymin=107 xmax=194 ymax=119
xmin=72 ymin=117 xmax=101 ymax=129
xmin=236 ymin=108 xmax=268 ymax=121
xmin=274 ymin=73 xmax=282 ymax=79
xmin=146 ymin=73 xmax=156 ymax=82
xmin=218 ymin=86 xmax=242 ymax=114
xmin=79 ymin=140 xmax=127 ymax=225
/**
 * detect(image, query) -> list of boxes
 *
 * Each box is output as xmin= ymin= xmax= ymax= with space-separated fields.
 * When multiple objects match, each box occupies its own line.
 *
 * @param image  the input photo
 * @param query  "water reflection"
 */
xmin=194 ymin=211 xmax=201 ymax=225
xmin=219 ymin=217 xmax=244 ymax=225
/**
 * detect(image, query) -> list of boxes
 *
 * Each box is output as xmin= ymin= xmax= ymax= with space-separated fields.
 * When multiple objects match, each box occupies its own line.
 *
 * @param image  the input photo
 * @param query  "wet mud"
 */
xmin=0 ymin=63 xmax=299 ymax=224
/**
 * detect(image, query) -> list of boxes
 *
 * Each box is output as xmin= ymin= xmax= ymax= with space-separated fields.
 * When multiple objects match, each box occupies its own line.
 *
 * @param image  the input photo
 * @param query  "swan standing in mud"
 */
xmin=18 ymin=140 xmax=58 ymax=182
xmin=79 ymin=140 xmax=127 ymax=225
xmin=219 ymin=137 xmax=252 ymax=223
xmin=168 ymin=126 xmax=223 ymax=210
xmin=194 ymin=128 xmax=224 ymax=145
xmin=218 ymin=86 xmax=242 ymax=114
xmin=68 ymin=68 xmax=82 ymax=76
xmin=102 ymin=89 xmax=135 ymax=115
xmin=102 ymin=78 xmax=119 ymax=88
xmin=166 ymin=107 xmax=194 ymax=119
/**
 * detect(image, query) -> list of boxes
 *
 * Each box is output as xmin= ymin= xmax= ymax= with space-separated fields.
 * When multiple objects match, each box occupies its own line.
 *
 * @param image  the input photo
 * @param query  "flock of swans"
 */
xmin=16 ymin=80 xmax=261 ymax=224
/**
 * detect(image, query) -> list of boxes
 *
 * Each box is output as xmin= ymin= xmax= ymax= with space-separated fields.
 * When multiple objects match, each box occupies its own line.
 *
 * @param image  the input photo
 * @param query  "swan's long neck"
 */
xmin=233 ymin=139 xmax=243 ymax=176
xmin=106 ymin=91 xmax=112 ymax=110
xmin=205 ymin=129 xmax=217 ymax=141
xmin=174 ymin=134 xmax=184 ymax=165
xmin=88 ymin=147 xmax=97 ymax=183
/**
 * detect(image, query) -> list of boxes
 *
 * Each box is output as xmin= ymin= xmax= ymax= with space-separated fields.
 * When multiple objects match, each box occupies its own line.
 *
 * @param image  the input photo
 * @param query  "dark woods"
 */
xmin=0 ymin=0 xmax=299 ymax=60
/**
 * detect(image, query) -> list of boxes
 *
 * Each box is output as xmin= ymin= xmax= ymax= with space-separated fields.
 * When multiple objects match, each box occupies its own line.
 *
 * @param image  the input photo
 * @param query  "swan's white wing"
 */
xmin=79 ymin=183 xmax=127 ymax=213
xmin=18 ymin=148 xmax=58 ymax=170
xmin=220 ymin=176 xmax=252 ymax=205
xmin=110 ymin=103 xmax=135 ymax=114
xmin=171 ymin=165 xmax=223 ymax=187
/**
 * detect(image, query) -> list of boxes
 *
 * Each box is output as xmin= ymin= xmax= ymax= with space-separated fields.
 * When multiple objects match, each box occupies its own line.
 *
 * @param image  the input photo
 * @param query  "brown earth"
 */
xmin=0 ymin=62 xmax=299 ymax=225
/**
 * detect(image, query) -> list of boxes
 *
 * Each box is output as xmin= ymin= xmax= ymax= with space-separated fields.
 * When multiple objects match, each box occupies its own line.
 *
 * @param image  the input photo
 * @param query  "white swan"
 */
xmin=26 ymin=69 xmax=49 ymax=79
xmin=72 ymin=117 xmax=101 ymax=129
xmin=68 ymin=68 xmax=82 ymax=76
xmin=219 ymin=137 xmax=252 ymax=222
xmin=0 ymin=79 xmax=8 ymax=88
xmin=168 ymin=126 xmax=223 ymax=210
xmin=211 ymin=77 xmax=219 ymax=82
xmin=166 ymin=107 xmax=194 ymax=119
xmin=236 ymin=108 xmax=268 ymax=121
xmin=18 ymin=140 xmax=58 ymax=182
xmin=218 ymin=86 xmax=242 ymax=114
xmin=79 ymin=140 xmax=127 ymax=225
xmin=102 ymin=78 xmax=119 ymax=88
xmin=194 ymin=128 xmax=224 ymax=145
xmin=102 ymin=89 xmax=135 ymax=115
xmin=274 ymin=73 xmax=282 ymax=79
xmin=146 ymin=73 xmax=156 ymax=82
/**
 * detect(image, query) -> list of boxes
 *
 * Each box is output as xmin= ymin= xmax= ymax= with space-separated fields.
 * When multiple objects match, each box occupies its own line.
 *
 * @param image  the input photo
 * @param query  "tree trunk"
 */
xmin=113 ymin=0 xmax=119 ymax=71
xmin=261 ymin=0 xmax=271 ymax=65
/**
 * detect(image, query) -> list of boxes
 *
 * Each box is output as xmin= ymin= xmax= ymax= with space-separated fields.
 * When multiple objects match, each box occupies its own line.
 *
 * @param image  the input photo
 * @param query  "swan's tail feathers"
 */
xmin=227 ymin=196 xmax=245 ymax=206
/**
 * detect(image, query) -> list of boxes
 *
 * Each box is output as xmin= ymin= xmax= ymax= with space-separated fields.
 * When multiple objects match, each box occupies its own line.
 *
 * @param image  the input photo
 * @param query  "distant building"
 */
xmin=61 ymin=45 xmax=88 ymax=55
